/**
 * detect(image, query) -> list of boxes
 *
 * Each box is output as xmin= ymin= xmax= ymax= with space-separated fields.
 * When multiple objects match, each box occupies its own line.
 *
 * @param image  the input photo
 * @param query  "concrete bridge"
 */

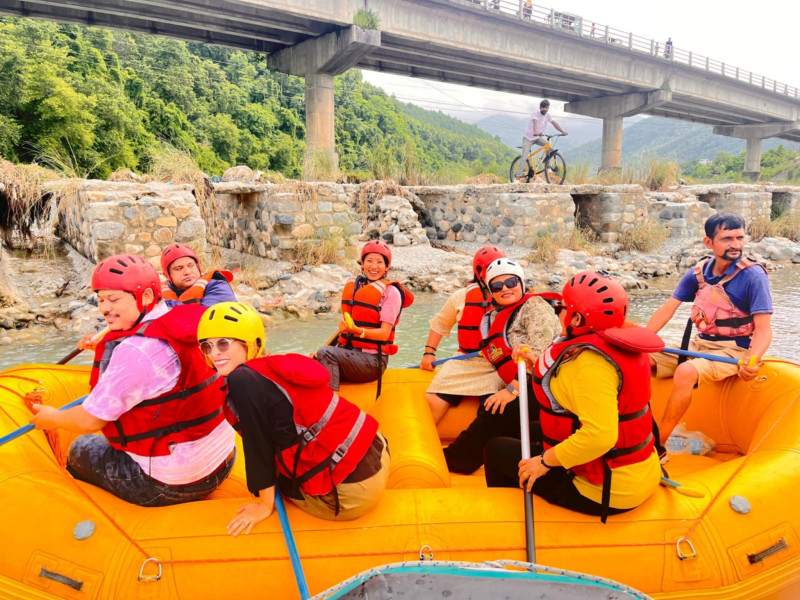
xmin=3 ymin=0 xmax=799 ymax=178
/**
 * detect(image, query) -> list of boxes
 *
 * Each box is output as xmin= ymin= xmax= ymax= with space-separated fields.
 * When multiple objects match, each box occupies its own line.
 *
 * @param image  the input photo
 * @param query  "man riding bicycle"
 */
xmin=516 ymin=99 xmax=568 ymax=181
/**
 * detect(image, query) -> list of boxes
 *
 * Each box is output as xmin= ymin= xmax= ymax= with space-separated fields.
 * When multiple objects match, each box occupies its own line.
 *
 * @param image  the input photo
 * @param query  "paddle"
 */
xmin=404 ymin=351 xmax=481 ymax=369
xmin=517 ymin=351 xmax=536 ymax=564
xmin=0 ymin=395 xmax=87 ymax=447
xmin=274 ymin=489 xmax=310 ymax=600
xmin=659 ymin=476 xmax=704 ymax=498
xmin=56 ymin=328 xmax=110 ymax=365
xmin=663 ymin=347 xmax=757 ymax=367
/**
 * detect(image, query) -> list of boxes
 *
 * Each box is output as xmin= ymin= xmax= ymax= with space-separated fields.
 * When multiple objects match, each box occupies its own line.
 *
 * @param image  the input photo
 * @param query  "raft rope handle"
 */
xmin=683 ymin=391 xmax=800 ymax=542
xmin=138 ymin=558 xmax=162 ymax=582
xmin=419 ymin=545 xmax=433 ymax=561
xmin=676 ymin=538 xmax=697 ymax=561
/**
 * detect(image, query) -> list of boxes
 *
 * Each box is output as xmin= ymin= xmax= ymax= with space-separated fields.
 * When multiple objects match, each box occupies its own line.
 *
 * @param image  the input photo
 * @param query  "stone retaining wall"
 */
xmin=55 ymin=181 xmax=800 ymax=266
xmin=207 ymin=182 xmax=361 ymax=260
xmin=408 ymin=184 xmax=575 ymax=246
xmin=57 ymin=181 xmax=206 ymax=265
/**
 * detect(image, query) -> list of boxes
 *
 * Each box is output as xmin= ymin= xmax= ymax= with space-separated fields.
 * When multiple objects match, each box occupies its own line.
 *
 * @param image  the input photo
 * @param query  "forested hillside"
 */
xmin=567 ymin=117 xmax=797 ymax=171
xmin=0 ymin=17 xmax=514 ymax=180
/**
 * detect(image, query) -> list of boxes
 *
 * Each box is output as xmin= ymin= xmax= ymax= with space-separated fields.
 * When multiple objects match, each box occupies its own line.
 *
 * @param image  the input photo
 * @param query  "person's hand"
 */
xmin=518 ymin=456 xmax=549 ymax=492
xmin=511 ymin=345 xmax=536 ymax=371
xmin=562 ymin=131 xmax=569 ymax=136
xmin=77 ymin=334 xmax=99 ymax=351
xmin=227 ymin=501 xmax=273 ymax=537
xmin=29 ymin=403 xmax=58 ymax=429
xmin=738 ymin=355 xmax=760 ymax=381
xmin=337 ymin=317 xmax=351 ymax=334
xmin=484 ymin=388 xmax=516 ymax=415
xmin=420 ymin=353 xmax=436 ymax=371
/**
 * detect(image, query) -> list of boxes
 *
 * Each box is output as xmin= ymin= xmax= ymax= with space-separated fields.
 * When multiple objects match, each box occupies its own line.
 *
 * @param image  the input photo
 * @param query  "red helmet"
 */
xmin=160 ymin=243 xmax=200 ymax=276
xmin=561 ymin=271 xmax=628 ymax=336
xmin=472 ymin=246 xmax=506 ymax=282
xmin=91 ymin=254 xmax=161 ymax=313
xmin=360 ymin=239 xmax=392 ymax=269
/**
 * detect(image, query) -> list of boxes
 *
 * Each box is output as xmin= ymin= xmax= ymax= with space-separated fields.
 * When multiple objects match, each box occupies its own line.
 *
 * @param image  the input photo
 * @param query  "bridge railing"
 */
xmin=459 ymin=0 xmax=799 ymax=99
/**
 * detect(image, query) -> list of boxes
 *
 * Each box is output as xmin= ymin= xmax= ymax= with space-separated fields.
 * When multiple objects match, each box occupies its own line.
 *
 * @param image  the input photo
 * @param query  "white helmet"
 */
xmin=485 ymin=258 xmax=527 ymax=294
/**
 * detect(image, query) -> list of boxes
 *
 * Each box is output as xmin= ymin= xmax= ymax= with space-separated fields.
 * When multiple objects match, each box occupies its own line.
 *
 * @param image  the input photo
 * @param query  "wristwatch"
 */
xmin=506 ymin=383 xmax=519 ymax=397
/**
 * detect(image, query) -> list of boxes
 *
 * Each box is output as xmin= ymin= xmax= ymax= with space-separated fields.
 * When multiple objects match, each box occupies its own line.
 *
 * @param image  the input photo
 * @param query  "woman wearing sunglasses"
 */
xmin=443 ymin=258 xmax=561 ymax=474
xmin=197 ymin=302 xmax=390 ymax=535
xmin=484 ymin=272 xmax=662 ymax=522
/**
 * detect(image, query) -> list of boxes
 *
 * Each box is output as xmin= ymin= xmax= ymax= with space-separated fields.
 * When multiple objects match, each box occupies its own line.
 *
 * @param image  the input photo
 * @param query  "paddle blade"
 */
xmin=660 ymin=476 xmax=705 ymax=498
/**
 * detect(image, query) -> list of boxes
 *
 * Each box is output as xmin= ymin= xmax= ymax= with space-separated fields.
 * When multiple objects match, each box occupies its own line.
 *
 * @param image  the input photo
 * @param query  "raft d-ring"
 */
xmin=755 ymin=376 xmax=768 ymax=382
xmin=138 ymin=558 xmax=162 ymax=582
xmin=676 ymin=537 xmax=698 ymax=561
xmin=419 ymin=545 xmax=433 ymax=561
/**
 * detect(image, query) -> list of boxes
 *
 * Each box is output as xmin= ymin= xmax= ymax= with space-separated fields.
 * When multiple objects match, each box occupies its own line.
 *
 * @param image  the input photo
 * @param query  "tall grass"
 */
xmin=303 ymin=147 xmax=340 ymax=182
xmin=617 ymin=217 xmax=668 ymax=252
xmin=526 ymin=227 xmax=595 ymax=264
xmin=748 ymin=214 xmax=800 ymax=242
xmin=593 ymin=157 xmax=680 ymax=190
xmin=292 ymin=227 xmax=347 ymax=266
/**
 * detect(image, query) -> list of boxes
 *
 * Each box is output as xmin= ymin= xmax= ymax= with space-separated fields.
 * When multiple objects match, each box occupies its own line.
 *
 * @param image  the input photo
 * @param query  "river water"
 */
xmin=1 ymin=265 xmax=798 ymax=370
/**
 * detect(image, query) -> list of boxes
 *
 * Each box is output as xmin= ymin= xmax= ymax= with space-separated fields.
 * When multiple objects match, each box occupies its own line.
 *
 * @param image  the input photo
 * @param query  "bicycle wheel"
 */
xmin=509 ymin=155 xmax=533 ymax=183
xmin=544 ymin=152 xmax=567 ymax=184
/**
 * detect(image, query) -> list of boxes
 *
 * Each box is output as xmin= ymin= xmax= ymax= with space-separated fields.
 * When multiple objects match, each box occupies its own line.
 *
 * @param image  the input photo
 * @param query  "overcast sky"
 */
xmin=362 ymin=0 xmax=800 ymax=124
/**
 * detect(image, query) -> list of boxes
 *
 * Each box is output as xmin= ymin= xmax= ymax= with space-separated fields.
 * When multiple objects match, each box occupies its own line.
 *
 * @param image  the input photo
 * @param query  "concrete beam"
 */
xmin=268 ymin=25 xmax=381 ymax=76
xmin=564 ymin=89 xmax=673 ymax=119
xmin=712 ymin=121 xmax=800 ymax=139
xmin=743 ymin=138 xmax=762 ymax=181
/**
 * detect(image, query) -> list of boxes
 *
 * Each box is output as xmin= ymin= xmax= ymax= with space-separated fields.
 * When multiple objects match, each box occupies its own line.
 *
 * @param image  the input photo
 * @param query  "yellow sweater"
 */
xmin=550 ymin=349 xmax=661 ymax=509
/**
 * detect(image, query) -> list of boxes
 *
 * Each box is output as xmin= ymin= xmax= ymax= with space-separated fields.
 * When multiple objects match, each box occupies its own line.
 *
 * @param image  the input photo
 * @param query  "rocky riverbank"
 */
xmin=2 ymin=233 xmax=800 ymax=344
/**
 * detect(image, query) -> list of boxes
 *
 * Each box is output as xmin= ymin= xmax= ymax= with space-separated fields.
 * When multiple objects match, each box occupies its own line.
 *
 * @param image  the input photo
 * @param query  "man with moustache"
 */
xmin=30 ymin=254 xmax=235 ymax=506
xmin=646 ymin=212 xmax=773 ymax=447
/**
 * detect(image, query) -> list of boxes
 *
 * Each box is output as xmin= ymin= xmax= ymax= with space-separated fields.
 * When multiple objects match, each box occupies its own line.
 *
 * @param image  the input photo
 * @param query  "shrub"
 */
xmin=618 ymin=218 xmax=668 ymax=252
xmin=354 ymin=9 xmax=380 ymax=29
xmin=292 ymin=227 xmax=347 ymax=266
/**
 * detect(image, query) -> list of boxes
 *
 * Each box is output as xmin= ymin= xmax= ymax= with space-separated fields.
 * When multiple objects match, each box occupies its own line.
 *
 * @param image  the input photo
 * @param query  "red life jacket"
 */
xmin=533 ymin=329 xmax=655 ymax=521
xmin=457 ymin=283 xmax=491 ymax=354
xmin=690 ymin=257 xmax=765 ymax=338
xmin=243 ymin=354 xmax=379 ymax=496
xmin=338 ymin=276 xmax=414 ymax=355
xmin=90 ymin=304 xmax=226 ymax=457
xmin=161 ymin=269 xmax=234 ymax=305
xmin=479 ymin=293 xmax=561 ymax=384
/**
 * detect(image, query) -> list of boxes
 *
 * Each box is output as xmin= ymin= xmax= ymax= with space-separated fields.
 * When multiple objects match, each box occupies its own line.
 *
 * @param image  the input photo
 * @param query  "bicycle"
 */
xmin=509 ymin=134 xmax=567 ymax=184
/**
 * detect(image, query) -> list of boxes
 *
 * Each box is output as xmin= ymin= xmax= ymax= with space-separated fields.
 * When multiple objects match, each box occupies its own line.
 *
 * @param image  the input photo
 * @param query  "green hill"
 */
xmin=568 ymin=117 xmax=799 ymax=170
xmin=0 ymin=17 xmax=514 ymax=181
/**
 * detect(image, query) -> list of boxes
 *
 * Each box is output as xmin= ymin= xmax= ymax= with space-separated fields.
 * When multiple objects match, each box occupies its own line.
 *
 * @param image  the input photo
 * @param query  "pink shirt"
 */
xmin=83 ymin=303 xmax=235 ymax=484
xmin=361 ymin=285 xmax=402 ymax=354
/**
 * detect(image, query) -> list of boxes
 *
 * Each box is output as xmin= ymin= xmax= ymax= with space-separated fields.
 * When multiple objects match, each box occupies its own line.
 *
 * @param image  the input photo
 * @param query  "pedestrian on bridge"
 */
xmin=665 ymin=37 xmax=673 ymax=59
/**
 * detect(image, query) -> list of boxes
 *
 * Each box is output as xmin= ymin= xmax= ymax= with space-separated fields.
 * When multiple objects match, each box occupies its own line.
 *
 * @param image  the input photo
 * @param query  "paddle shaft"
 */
xmin=517 ymin=359 xmax=536 ymax=563
xmin=274 ymin=490 xmax=311 ymax=600
xmin=0 ymin=395 xmax=87 ymax=447
xmin=663 ymin=347 xmax=745 ymax=366
xmin=56 ymin=328 xmax=110 ymax=365
xmin=405 ymin=351 xmax=481 ymax=369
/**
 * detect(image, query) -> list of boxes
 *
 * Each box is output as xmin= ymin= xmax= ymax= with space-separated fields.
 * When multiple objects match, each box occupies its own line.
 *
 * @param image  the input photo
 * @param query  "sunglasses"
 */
xmin=553 ymin=301 xmax=567 ymax=315
xmin=199 ymin=338 xmax=242 ymax=355
xmin=489 ymin=276 xmax=521 ymax=293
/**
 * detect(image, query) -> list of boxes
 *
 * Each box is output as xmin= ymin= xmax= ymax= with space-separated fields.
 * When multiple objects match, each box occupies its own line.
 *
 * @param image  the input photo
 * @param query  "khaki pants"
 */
xmin=289 ymin=434 xmax=390 ymax=521
xmin=650 ymin=336 xmax=748 ymax=386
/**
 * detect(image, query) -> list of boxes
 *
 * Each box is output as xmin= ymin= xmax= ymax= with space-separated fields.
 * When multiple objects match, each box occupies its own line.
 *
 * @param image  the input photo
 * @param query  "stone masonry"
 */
xmin=57 ymin=181 xmax=206 ymax=265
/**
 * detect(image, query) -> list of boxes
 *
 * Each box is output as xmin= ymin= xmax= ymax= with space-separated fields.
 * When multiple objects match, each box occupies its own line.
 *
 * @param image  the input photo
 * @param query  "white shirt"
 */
xmin=524 ymin=111 xmax=553 ymax=141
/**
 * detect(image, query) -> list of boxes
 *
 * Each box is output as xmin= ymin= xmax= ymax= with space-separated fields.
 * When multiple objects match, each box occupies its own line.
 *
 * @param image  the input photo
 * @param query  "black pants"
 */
xmin=443 ymin=397 xmax=541 ymax=475
xmin=483 ymin=437 xmax=630 ymax=518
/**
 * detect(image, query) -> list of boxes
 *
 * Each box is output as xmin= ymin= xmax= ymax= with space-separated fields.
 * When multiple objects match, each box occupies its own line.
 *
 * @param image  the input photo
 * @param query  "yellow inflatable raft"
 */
xmin=1 ymin=360 xmax=799 ymax=599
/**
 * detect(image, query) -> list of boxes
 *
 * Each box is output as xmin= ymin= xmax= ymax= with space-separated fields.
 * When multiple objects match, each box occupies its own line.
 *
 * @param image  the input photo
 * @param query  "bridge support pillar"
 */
xmin=713 ymin=121 xmax=800 ymax=182
xmin=565 ymin=90 xmax=672 ymax=171
xmin=268 ymin=26 xmax=381 ymax=177
xmin=743 ymin=138 xmax=763 ymax=182
xmin=601 ymin=117 xmax=623 ymax=172
xmin=305 ymin=73 xmax=336 ymax=170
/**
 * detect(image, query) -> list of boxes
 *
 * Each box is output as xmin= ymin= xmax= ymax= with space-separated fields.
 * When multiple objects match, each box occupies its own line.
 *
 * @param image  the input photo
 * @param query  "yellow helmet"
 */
xmin=197 ymin=302 xmax=265 ymax=361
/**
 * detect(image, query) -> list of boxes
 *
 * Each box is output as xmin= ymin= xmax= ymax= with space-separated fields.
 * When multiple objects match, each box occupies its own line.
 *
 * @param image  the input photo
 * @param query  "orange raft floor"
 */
xmin=1 ymin=359 xmax=800 ymax=600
